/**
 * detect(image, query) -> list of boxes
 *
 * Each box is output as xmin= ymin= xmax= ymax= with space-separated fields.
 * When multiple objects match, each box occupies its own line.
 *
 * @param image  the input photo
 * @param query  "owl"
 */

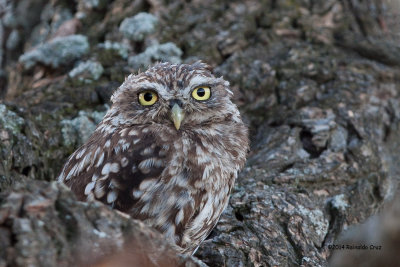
xmin=58 ymin=62 xmax=249 ymax=254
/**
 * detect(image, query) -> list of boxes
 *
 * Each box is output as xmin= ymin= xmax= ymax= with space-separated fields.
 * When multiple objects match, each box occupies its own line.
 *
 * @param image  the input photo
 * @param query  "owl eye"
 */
xmin=192 ymin=86 xmax=211 ymax=101
xmin=138 ymin=91 xmax=158 ymax=106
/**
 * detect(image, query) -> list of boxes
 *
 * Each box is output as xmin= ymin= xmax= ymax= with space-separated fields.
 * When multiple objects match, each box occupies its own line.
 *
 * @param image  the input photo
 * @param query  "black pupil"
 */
xmin=197 ymin=88 xmax=205 ymax=97
xmin=144 ymin=92 xmax=153 ymax=101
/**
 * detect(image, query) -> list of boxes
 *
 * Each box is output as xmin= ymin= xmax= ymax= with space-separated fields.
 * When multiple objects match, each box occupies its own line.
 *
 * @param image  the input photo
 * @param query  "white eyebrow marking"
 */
xmin=137 ymin=81 xmax=163 ymax=90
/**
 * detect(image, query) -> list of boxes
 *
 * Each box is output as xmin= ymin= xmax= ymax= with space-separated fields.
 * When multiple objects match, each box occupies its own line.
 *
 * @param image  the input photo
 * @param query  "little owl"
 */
xmin=58 ymin=62 xmax=248 ymax=254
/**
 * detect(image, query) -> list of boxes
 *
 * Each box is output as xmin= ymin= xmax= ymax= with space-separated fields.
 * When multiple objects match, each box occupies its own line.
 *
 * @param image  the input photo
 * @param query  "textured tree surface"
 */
xmin=0 ymin=181 xmax=203 ymax=267
xmin=1 ymin=0 xmax=400 ymax=266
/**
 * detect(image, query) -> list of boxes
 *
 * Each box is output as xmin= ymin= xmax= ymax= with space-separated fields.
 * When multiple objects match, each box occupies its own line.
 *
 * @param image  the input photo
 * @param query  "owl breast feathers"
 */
xmin=58 ymin=62 xmax=249 ymax=254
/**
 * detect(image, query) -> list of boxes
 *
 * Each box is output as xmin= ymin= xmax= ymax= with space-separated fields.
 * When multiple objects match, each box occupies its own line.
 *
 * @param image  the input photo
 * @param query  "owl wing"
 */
xmin=58 ymin=127 xmax=169 ymax=212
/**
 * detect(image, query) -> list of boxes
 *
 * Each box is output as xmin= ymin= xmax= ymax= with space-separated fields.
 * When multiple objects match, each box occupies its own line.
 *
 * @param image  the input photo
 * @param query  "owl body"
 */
xmin=58 ymin=62 xmax=248 ymax=254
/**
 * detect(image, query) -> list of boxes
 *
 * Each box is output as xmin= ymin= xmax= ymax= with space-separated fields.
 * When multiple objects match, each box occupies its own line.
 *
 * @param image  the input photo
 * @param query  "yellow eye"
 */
xmin=138 ymin=91 xmax=158 ymax=106
xmin=192 ymin=86 xmax=211 ymax=101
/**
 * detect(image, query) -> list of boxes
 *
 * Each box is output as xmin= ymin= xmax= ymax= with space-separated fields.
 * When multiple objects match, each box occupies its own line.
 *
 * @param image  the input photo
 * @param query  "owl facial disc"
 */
xmin=170 ymin=103 xmax=184 ymax=130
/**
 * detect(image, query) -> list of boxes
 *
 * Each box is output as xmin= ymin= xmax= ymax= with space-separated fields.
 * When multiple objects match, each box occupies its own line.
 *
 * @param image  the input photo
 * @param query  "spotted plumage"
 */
xmin=58 ymin=62 xmax=248 ymax=254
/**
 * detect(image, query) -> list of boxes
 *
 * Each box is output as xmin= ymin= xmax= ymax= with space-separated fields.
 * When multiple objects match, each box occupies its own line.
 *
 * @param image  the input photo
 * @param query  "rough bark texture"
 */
xmin=0 ymin=0 xmax=399 ymax=266
xmin=0 ymin=181 xmax=203 ymax=267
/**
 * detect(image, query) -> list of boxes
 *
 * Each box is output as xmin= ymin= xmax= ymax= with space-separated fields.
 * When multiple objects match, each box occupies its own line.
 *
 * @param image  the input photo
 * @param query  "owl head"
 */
xmin=107 ymin=62 xmax=239 ymax=131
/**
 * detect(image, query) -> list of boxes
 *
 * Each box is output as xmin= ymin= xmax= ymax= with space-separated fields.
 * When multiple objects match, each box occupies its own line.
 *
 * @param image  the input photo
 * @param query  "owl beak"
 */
xmin=170 ymin=103 xmax=184 ymax=130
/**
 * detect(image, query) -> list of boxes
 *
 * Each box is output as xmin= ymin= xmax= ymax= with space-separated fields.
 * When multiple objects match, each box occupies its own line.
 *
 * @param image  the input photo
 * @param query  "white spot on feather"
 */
xmin=128 ymin=129 xmax=138 ymax=136
xmin=93 ymin=147 xmax=101 ymax=161
xmin=78 ymin=152 xmax=92 ymax=172
xmin=121 ymin=157 xmax=129 ymax=167
xmin=105 ymin=140 xmax=111 ymax=148
xmin=140 ymin=190 xmax=153 ymax=203
xmin=138 ymin=158 xmax=164 ymax=174
xmin=139 ymin=179 xmax=156 ymax=191
xmin=141 ymin=147 xmax=154 ymax=156
xmin=84 ymin=181 xmax=95 ymax=195
xmin=98 ymin=175 xmax=108 ymax=181
xmin=202 ymin=165 xmax=213 ymax=179
xmin=91 ymin=174 xmax=99 ymax=182
xmin=96 ymin=153 xmax=105 ymax=167
xmin=101 ymin=163 xmax=111 ymax=175
xmin=107 ymin=190 xmax=118 ymax=203
xmin=94 ymin=181 xmax=106 ymax=198
xmin=119 ymin=128 xmax=129 ymax=136
xmin=175 ymin=209 xmax=184 ymax=225
xmin=75 ymin=148 xmax=86 ymax=159
xmin=121 ymin=142 xmax=130 ymax=151
xmin=102 ymin=162 xmax=120 ymax=175
xmin=133 ymin=138 xmax=140 ymax=145
xmin=110 ymin=178 xmax=124 ymax=189
xmin=169 ymin=172 xmax=188 ymax=187
xmin=65 ymin=164 xmax=78 ymax=181
xmin=132 ymin=190 xmax=143 ymax=198
xmin=86 ymin=192 xmax=95 ymax=201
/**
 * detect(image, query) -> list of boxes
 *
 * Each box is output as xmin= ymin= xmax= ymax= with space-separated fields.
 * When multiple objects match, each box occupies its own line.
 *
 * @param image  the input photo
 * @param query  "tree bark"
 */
xmin=1 ymin=0 xmax=399 ymax=266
